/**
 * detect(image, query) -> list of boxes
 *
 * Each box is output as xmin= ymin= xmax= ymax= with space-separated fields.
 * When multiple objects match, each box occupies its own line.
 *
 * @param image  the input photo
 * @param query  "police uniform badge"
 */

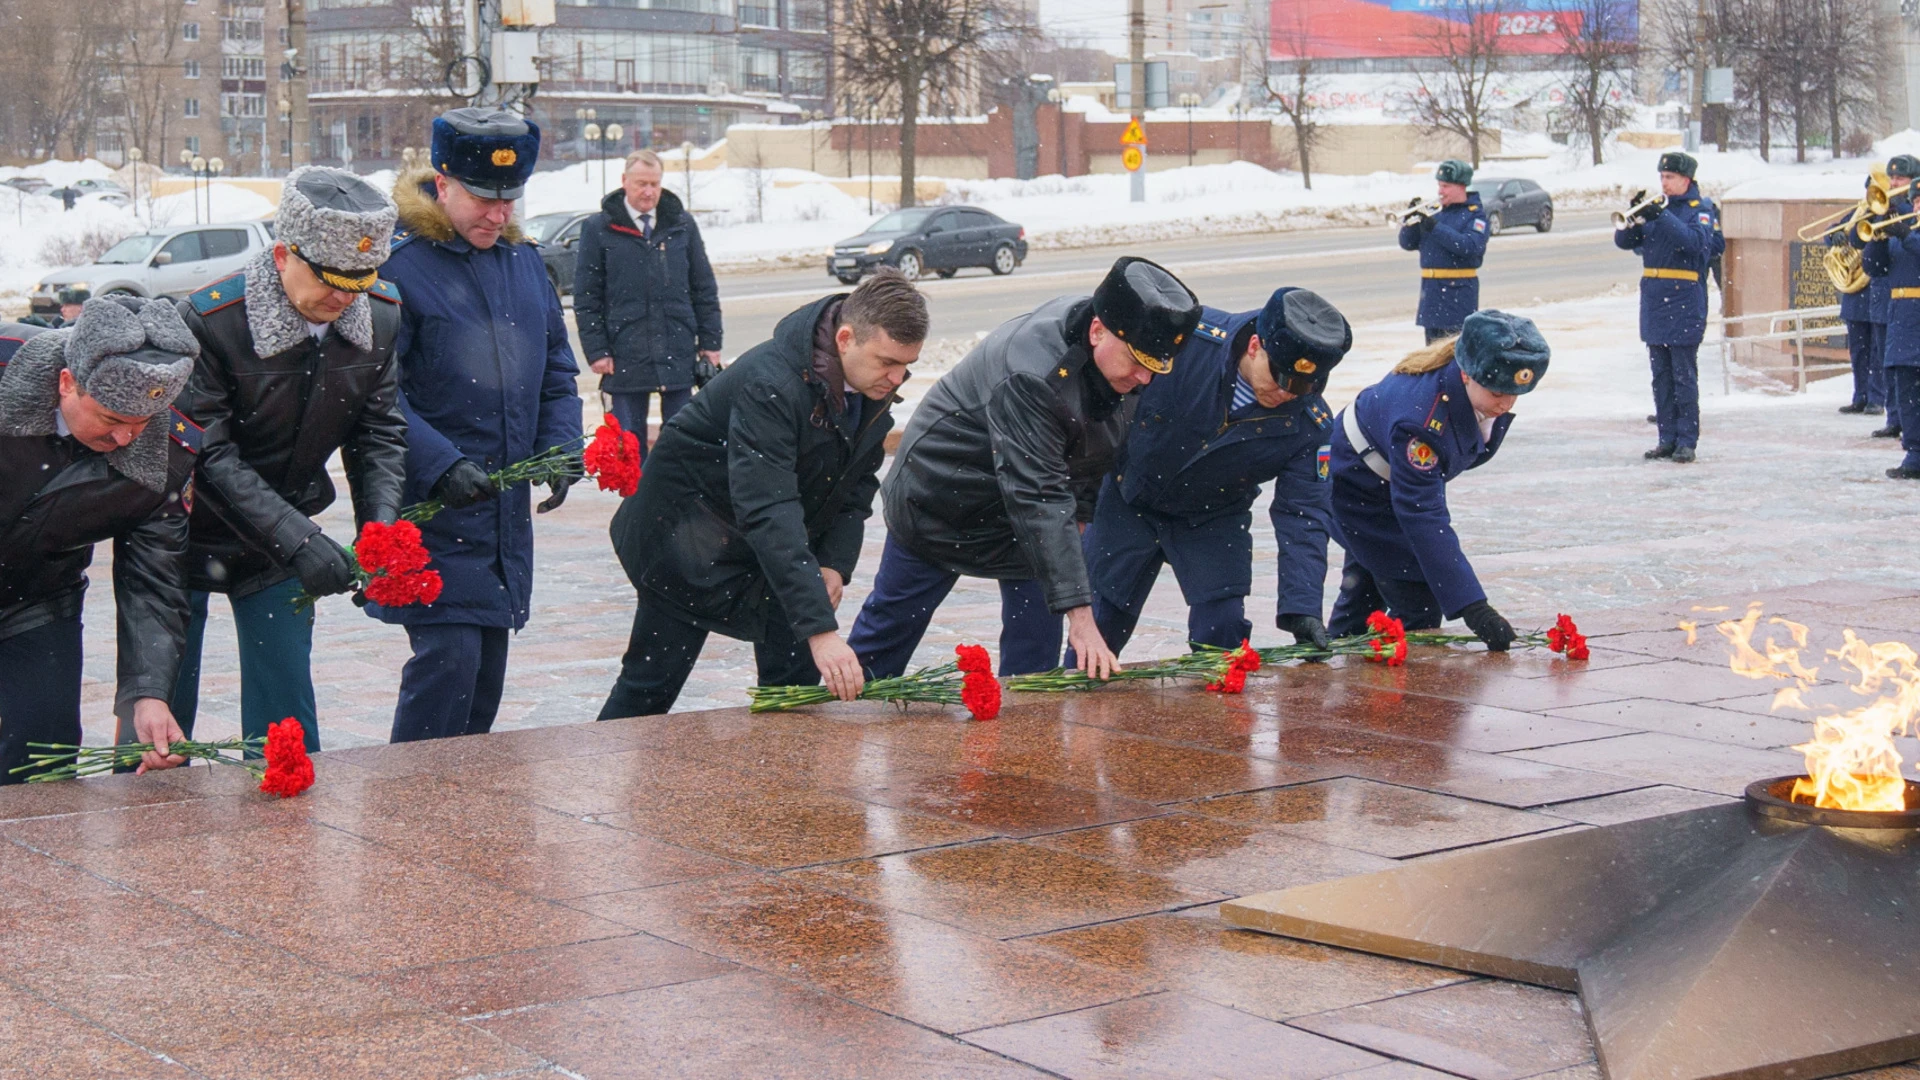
xmin=1406 ymin=439 xmax=1440 ymax=472
xmin=1316 ymin=445 xmax=1331 ymax=481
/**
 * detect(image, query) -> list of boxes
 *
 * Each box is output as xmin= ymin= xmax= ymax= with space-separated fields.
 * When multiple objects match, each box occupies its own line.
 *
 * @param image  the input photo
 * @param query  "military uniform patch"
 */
xmin=1406 ymin=439 xmax=1439 ymax=472
xmin=1698 ymin=212 xmax=1713 ymax=227
xmin=368 ymin=279 xmax=402 ymax=304
xmin=1316 ymin=445 xmax=1331 ymax=481
xmin=189 ymin=275 xmax=246 ymax=316
xmin=1472 ymin=218 xmax=1488 ymax=232
xmin=180 ymin=476 xmax=194 ymax=513
xmin=168 ymin=407 xmax=203 ymax=454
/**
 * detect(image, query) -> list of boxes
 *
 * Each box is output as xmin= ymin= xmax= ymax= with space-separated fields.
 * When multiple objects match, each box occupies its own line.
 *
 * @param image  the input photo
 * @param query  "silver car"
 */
xmin=31 ymin=221 xmax=275 ymax=317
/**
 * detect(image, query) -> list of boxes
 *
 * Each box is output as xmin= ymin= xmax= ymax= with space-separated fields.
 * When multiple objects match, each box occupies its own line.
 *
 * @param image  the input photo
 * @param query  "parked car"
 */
xmin=3 ymin=177 xmax=51 ymax=196
xmin=29 ymin=221 xmax=275 ymax=317
xmin=525 ymin=210 xmax=595 ymax=296
xmin=827 ymin=205 xmax=1027 ymax=283
xmin=1468 ymin=177 xmax=1554 ymax=235
xmin=71 ymin=178 xmax=127 ymax=195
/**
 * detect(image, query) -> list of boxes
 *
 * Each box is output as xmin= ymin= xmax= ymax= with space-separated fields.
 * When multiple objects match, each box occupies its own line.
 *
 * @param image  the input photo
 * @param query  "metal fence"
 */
xmin=1707 ymin=305 xmax=1847 ymax=393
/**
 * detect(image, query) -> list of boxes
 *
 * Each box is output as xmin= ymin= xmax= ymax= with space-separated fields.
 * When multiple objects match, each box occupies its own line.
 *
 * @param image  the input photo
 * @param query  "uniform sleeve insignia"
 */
xmin=189 ymin=275 xmax=246 ymax=315
xmin=1698 ymin=212 xmax=1713 ymax=226
xmin=1472 ymin=219 xmax=1487 ymax=232
xmin=1316 ymin=445 xmax=1331 ymax=481
xmin=1406 ymin=439 xmax=1440 ymax=472
xmin=180 ymin=477 xmax=193 ymax=514
xmin=168 ymin=407 xmax=203 ymax=453
xmin=369 ymin=279 xmax=402 ymax=304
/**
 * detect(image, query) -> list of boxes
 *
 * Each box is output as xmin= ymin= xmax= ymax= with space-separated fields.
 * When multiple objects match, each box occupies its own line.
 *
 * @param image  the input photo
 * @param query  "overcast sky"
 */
xmin=1038 ymin=0 xmax=1129 ymax=51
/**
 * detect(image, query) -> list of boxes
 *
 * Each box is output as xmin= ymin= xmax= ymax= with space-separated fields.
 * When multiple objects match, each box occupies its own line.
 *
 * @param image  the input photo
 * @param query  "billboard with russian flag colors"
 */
xmin=1271 ymin=0 xmax=1636 ymax=60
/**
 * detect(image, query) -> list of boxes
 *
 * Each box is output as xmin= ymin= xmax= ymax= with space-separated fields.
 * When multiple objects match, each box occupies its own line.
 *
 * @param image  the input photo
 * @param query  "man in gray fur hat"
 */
xmin=0 ymin=297 xmax=203 ymax=783
xmin=158 ymin=166 xmax=408 ymax=754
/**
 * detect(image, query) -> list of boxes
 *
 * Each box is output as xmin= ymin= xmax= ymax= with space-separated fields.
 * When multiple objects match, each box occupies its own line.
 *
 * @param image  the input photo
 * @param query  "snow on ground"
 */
xmin=3 ymin=129 xmax=1912 ymax=300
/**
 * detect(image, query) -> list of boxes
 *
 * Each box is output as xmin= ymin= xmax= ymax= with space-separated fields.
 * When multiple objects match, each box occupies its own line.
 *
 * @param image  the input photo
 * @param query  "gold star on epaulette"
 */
xmin=176 ymin=421 xmax=186 ymax=433
xmin=208 ymin=290 xmax=220 ymax=300
xmin=1057 ymin=367 xmax=1069 ymax=378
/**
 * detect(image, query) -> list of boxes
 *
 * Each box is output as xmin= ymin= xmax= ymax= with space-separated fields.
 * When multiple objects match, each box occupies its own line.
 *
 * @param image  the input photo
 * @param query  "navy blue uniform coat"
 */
xmin=1398 ymin=199 xmax=1488 ymax=331
xmin=1863 ymin=196 xmax=1920 ymax=367
xmin=1329 ymin=359 xmax=1512 ymax=619
xmin=1614 ymin=184 xmax=1717 ymax=347
xmin=368 ymin=174 xmax=583 ymax=630
xmin=1091 ymin=307 xmax=1333 ymax=619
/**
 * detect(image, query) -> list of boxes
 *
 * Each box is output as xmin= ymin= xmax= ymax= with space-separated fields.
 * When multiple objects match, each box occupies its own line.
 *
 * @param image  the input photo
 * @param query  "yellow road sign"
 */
xmin=1122 ymin=146 xmax=1143 ymax=171
xmin=1121 ymin=120 xmax=1146 ymax=146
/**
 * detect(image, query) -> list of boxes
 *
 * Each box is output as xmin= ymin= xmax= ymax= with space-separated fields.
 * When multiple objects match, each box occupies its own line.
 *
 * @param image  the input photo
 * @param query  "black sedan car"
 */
xmin=827 ymin=205 xmax=1027 ymax=283
xmin=1467 ymin=177 xmax=1554 ymax=235
xmin=525 ymin=210 xmax=594 ymax=295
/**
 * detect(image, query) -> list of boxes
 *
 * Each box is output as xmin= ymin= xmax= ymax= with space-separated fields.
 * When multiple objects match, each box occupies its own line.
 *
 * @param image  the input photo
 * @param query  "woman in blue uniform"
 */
xmin=1326 ymin=310 xmax=1550 ymax=649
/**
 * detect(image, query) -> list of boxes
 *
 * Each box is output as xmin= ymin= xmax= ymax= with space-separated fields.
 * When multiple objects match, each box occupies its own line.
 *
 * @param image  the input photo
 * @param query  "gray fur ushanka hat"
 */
xmin=278 ymin=166 xmax=397 ymax=291
xmin=65 ymin=296 xmax=199 ymax=417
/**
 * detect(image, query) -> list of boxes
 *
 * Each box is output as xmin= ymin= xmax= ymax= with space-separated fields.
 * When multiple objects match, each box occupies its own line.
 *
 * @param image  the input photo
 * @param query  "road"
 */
xmin=702 ymin=210 xmax=1636 ymax=348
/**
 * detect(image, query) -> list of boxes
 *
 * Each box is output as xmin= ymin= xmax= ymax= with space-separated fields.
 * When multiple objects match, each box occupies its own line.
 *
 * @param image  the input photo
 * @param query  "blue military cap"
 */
xmin=1455 ymin=309 xmax=1549 ymax=396
xmin=1256 ymin=287 xmax=1350 ymax=395
xmin=1889 ymin=155 xmax=1920 ymax=181
xmin=1435 ymin=159 xmax=1473 ymax=186
xmin=431 ymin=107 xmax=541 ymax=200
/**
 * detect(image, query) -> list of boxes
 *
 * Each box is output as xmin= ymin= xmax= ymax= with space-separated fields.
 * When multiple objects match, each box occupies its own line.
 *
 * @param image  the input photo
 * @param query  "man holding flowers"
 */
xmin=598 ymin=270 xmax=928 ymax=718
xmin=161 ymin=167 xmax=408 ymax=754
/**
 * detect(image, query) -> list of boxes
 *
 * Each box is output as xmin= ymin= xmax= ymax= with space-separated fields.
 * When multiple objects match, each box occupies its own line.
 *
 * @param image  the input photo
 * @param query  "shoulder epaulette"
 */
xmin=1468 ymin=202 xmax=1481 ymax=211
xmin=1195 ymin=320 xmax=1230 ymax=342
xmin=189 ymin=275 xmax=245 ymax=316
xmin=1422 ymin=390 xmax=1448 ymax=435
xmin=168 ymin=406 xmax=203 ymax=453
xmin=1688 ymin=199 xmax=1700 ymax=207
xmin=390 ymin=229 xmax=418 ymax=252
xmin=368 ymin=279 xmax=401 ymax=304
xmin=1307 ymin=402 xmax=1332 ymax=428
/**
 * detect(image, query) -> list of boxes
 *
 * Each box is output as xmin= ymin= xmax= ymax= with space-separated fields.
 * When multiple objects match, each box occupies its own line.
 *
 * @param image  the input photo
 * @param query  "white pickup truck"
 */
xmin=31 ymin=220 xmax=276 ymax=318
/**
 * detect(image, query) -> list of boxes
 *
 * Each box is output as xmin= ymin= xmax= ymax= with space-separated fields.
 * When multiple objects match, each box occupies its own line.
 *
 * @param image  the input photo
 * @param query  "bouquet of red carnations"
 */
xmin=294 ymin=519 xmax=443 ymax=611
xmin=15 ymin=717 xmax=316 ymax=798
xmin=749 ymin=644 xmax=1002 ymax=721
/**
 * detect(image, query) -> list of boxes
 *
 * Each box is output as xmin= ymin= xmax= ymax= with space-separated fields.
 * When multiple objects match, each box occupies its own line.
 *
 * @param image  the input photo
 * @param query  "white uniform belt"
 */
xmin=1341 ymin=407 xmax=1392 ymax=481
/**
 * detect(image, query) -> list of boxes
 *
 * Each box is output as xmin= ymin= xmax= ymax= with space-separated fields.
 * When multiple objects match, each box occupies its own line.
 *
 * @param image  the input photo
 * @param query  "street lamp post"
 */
xmin=865 ymin=100 xmax=875 ymax=213
xmin=583 ymin=122 xmax=601 ymax=191
xmin=180 ymin=149 xmax=198 ymax=224
xmin=575 ymin=107 xmax=595 ymax=185
xmin=206 ymin=157 xmax=224 ymax=222
xmin=808 ymin=109 xmax=824 ymax=173
xmin=682 ymin=141 xmax=694 ymax=212
xmin=126 ymin=147 xmax=143 ymax=226
xmin=602 ymin=124 xmax=623 ymax=193
xmin=188 ymin=154 xmax=206 ymax=224
xmin=279 ymin=98 xmax=293 ymax=176
xmin=1046 ymin=87 xmax=1069 ymax=177
xmin=1179 ymin=92 xmax=1201 ymax=167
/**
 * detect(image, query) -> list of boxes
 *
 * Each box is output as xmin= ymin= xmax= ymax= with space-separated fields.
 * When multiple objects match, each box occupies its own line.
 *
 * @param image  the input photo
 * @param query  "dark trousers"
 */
xmin=847 ymin=536 xmax=1061 ymax=679
xmin=1648 ymin=344 xmax=1701 ymax=450
xmin=160 ymin=578 xmax=319 ymax=752
xmin=1848 ymin=320 xmax=1887 ymax=408
xmin=1327 ymin=551 xmax=1443 ymax=637
xmin=1424 ymin=326 xmax=1459 ymax=345
xmin=1872 ymin=322 xmax=1892 ymax=411
xmin=1890 ymin=366 xmax=1920 ymax=468
xmin=390 ymin=623 xmax=510 ymax=743
xmin=0 ymin=615 xmax=84 ymax=785
xmin=598 ymin=599 xmax=817 ymax=719
xmin=607 ymin=388 xmax=692 ymax=463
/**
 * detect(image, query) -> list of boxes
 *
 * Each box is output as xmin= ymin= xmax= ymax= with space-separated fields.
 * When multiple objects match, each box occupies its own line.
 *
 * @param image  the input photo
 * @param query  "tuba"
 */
xmin=1823 ymin=245 xmax=1870 ymax=294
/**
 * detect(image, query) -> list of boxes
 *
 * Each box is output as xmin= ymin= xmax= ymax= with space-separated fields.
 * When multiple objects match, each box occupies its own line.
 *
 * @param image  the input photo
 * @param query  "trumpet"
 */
xmin=1857 ymin=210 xmax=1920 ymax=242
xmin=1389 ymin=198 xmax=1442 ymax=227
xmin=1797 ymin=168 xmax=1911 ymax=242
xmin=1611 ymin=191 xmax=1666 ymax=229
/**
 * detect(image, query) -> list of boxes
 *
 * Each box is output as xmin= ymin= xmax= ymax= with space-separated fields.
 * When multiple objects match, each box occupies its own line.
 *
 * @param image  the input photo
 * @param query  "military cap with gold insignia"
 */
xmin=1092 ymin=256 xmax=1200 ymax=375
xmin=277 ymin=166 xmax=397 ymax=293
xmin=431 ymin=107 xmax=541 ymax=200
xmin=1456 ymin=309 xmax=1550 ymax=396
xmin=1256 ymin=287 xmax=1351 ymax=397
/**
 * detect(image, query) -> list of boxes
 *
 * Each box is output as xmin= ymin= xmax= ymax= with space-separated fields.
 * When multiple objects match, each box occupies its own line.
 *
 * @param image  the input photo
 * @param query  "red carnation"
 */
xmin=584 ymin=416 xmax=643 ymax=497
xmin=1206 ymin=666 xmax=1248 ymax=694
xmin=354 ymin=520 xmax=430 ymax=575
xmin=955 ymin=643 xmax=992 ymax=675
xmin=961 ymin=670 xmax=1001 ymax=721
xmin=365 ymin=568 xmax=443 ymax=607
xmin=1548 ymin=614 xmax=1589 ymax=662
xmin=1206 ymin=639 xmax=1260 ymax=693
xmin=259 ymin=717 xmax=315 ymax=798
xmin=1365 ymin=611 xmax=1408 ymax=666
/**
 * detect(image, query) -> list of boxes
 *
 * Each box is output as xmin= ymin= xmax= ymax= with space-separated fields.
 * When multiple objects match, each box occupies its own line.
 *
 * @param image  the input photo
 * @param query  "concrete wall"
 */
xmin=1721 ymin=196 xmax=1851 ymax=384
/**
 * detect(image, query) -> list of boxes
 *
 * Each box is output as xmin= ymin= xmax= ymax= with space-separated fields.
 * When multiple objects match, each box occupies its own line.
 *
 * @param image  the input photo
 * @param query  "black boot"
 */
xmin=1646 ymin=414 xmax=1658 ymax=424
xmin=1873 ymin=425 xmax=1903 ymax=438
xmin=1865 ymin=403 xmax=1886 ymax=415
xmin=1672 ymin=446 xmax=1696 ymax=463
xmin=1887 ymin=465 xmax=1920 ymax=480
xmin=1644 ymin=444 xmax=1676 ymax=460
xmin=1839 ymin=402 xmax=1869 ymax=414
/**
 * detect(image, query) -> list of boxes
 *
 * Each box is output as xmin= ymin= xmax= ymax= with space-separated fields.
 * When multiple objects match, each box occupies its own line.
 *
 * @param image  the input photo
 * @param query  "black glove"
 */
xmin=1636 ymin=198 xmax=1665 ymax=226
xmin=431 ymin=459 xmax=498 ymax=510
xmin=1276 ymin=613 xmax=1331 ymax=652
xmin=290 ymin=533 xmax=356 ymax=597
xmin=1418 ymin=212 xmax=1438 ymax=234
xmin=1459 ymin=600 xmax=1516 ymax=652
xmin=536 ymin=473 xmax=573 ymax=514
xmin=1883 ymin=215 xmax=1913 ymax=241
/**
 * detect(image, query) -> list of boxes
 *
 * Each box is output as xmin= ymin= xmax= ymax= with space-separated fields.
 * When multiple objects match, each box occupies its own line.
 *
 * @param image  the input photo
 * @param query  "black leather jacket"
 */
xmin=178 ymin=277 xmax=408 ymax=596
xmin=611 ymin=294 xmax=890 ymax=641
xmin=0 ymin=413 xmax=197 ymax=710
xmin=882 ymin=296 xmax=1134 ymax=613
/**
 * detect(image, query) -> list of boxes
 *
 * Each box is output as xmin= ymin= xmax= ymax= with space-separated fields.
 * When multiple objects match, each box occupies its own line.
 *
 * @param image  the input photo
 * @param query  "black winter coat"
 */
xmin=0 ymin=328 xmax=197 ymax=710
xmin=610 ymin=294 xmax=890 ymax=641
xmin=179 ymin=265 xmax=408 ymax=596
xmin=883 ymin=296 xmax=1135 ymax=613
xmin=574 ymin=188 xmax=722 ymax=393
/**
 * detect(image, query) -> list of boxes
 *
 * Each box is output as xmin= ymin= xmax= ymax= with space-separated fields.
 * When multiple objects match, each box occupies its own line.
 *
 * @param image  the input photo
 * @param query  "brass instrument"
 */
xmin=1389 ymin=198 xmax=1442 ymax=227
xmin=1796 ymin=168 xmax=1910 ymax=243
xmin=1857 ymin=210 xmax=1920 ymax=243
xmin=1611 ymin=190 xmax=1666 ymax=229
xmin=1823 ymin=245 xmax=1870 ymax=294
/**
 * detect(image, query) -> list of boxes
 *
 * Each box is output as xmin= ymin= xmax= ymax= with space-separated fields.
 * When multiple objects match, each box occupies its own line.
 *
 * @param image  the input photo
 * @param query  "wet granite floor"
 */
xmin=8 ymin=580 xmax=1920 ymax=1079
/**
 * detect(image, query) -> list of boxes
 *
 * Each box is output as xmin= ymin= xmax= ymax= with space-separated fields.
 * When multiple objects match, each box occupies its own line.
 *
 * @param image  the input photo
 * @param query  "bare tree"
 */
xmin=1264 ymin=2 xmax=1322 ymax=188
xmin=1406 ymin=0 xmax=1507 ymax=168
xmin=101 ymin=0 xmax=191 ymax=159
xmin=1555 ymin=0 xmax=1636 ymax=165
xmin=836 ymin=0 xmax=1035 ymax=207
xmin=0 ymin=0 xmax=111 ymax=158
